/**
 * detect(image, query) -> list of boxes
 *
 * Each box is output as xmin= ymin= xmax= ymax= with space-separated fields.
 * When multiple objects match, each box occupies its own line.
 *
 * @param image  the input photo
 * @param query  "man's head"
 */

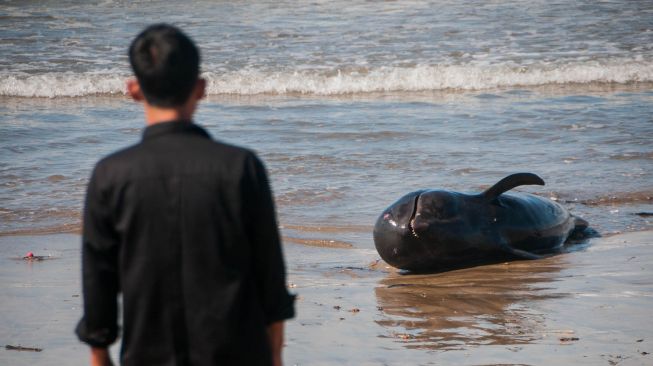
xmin=128 ymin=24 xmax=201 ymax=108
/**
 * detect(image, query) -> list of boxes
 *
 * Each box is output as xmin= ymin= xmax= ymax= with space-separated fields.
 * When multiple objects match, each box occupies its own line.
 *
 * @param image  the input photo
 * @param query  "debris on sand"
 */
xmin=560 ymin=337 xmax=580 ymax=343
xmin=396 ymin=333 xmax=414 ymax=340
xmin=21 ymin=252 xmax=52 ymax=261
xmin=6 ymin=345 xmax=43 ymax=352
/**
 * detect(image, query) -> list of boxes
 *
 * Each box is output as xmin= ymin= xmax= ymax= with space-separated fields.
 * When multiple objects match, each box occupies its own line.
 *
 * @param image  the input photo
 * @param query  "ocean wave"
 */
xmin=2 ymin=60 xmax=652 ymax=97
xmin=0 ymin=71 xmax=127 ymax=98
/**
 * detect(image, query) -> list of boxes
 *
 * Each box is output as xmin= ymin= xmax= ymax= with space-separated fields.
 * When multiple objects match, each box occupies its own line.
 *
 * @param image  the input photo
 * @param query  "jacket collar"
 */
xmin=142 ymin=120 xmax=210 ymax=141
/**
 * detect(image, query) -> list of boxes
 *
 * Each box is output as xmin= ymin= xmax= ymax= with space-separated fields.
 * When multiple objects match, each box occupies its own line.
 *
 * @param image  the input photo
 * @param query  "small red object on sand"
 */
xmin=25 ymin=252 xmax=34 ymax=258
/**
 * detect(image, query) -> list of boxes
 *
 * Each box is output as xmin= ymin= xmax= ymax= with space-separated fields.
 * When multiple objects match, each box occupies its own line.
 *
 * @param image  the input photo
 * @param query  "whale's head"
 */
xmin=374 ymin=190 xmax=475 ymax=271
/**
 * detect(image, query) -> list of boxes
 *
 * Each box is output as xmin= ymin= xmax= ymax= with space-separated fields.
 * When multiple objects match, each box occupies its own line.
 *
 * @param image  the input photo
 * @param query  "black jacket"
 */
xmin=76 ymin=121 xmax=295 ymax=365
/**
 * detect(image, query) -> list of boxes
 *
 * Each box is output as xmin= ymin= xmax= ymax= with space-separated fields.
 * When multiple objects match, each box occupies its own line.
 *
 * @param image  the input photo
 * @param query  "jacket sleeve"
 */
xmin=242 ymin=153 xmax=296 ymax=324
xmin=75 ymin=164 xmax=120 ymax=347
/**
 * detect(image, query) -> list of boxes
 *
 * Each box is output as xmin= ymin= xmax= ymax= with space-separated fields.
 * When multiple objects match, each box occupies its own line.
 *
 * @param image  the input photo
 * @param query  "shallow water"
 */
xmin=1 ymin=0 xmax=653 ymax=96
xmin=1 ymin=84 xmax=652 ymax=241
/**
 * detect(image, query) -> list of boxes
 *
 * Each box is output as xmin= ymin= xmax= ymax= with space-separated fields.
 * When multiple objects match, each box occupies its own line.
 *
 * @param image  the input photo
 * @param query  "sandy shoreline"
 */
xmin=1 ymin=231 xmax=652 ymax=365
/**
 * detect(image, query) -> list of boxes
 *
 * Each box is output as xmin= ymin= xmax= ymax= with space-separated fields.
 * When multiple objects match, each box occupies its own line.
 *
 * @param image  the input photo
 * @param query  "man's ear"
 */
xmin=127 ymin=79 xmax=144 ymax=102
xmin=194 ymin=78 xmax=206 ymax=100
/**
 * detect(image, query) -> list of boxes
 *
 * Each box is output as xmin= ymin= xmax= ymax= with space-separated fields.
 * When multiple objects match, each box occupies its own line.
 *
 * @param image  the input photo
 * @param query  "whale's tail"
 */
xmin=567 ymin=215 xmax=600 ymax=241
xmin=573 ymin=216 xmax=589 ymax=231
xmin=482 ymin=172 xmax=545 ymax=201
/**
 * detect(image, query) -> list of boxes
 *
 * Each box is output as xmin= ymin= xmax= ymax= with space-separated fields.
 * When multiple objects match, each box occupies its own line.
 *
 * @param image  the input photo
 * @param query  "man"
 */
xmin=76 ymin=24 xmax=295 ymax=366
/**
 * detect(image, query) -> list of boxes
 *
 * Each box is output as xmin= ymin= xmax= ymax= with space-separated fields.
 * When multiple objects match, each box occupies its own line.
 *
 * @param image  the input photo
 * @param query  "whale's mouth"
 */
xmin=408 ymin=193 xmax=422 ymax=238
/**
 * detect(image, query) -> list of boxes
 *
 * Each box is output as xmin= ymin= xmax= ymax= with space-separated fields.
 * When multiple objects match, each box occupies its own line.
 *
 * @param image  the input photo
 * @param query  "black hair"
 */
xmin=128 ymin=24 xmax=200 ymax=107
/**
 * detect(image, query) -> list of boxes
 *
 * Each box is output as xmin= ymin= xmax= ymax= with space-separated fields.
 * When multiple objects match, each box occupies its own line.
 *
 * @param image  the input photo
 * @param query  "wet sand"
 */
xmin=1 ymin=232 xmax=652 ymax=365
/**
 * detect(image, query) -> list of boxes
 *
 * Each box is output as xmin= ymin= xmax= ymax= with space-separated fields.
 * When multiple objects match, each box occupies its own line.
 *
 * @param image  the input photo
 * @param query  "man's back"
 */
xmin=78 ymin=121 xmax=294 ymax=365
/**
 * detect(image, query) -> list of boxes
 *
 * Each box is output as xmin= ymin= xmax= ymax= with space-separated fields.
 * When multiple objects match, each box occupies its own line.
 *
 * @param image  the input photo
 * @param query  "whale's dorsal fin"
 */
xmin=482 ymin=173 xmax=545 ymax=200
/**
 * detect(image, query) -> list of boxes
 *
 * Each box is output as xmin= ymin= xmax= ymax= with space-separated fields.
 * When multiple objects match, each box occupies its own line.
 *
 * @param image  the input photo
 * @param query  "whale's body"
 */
xmin=373 ymin=173 xmax=589 ymax=271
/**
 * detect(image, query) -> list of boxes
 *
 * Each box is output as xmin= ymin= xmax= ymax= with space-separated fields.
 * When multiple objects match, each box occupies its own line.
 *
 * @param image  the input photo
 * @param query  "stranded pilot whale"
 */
xmin=373 ymin=173 xmax=590 ymax=272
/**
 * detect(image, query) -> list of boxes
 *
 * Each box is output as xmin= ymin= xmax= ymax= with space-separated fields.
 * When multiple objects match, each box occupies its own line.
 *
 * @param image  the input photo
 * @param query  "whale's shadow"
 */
xmin=375 ymin=253 xmax=574 ymax=350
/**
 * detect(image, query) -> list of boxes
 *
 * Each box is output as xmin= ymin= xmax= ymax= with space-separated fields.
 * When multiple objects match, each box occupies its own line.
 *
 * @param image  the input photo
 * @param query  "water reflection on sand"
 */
xmin=375 ymin=256 xmax=570 ymax=350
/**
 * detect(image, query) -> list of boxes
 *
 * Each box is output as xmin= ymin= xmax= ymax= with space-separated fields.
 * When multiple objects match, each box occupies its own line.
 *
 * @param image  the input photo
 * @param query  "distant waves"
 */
xmin=2 ymin=59 xmax=652 ymax=97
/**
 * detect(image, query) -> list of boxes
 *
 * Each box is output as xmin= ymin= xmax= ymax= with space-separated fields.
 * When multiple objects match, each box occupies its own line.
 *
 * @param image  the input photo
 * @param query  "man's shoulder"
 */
xmin=187 ymin=136 xmax=260 ymax=166
xmin=206 ymin=138 xmax=257 ymax=159
xmin=94 ymin=143 xmax=142 ymax=170
xmin=92 ymin=135 xmax=261 ymax=179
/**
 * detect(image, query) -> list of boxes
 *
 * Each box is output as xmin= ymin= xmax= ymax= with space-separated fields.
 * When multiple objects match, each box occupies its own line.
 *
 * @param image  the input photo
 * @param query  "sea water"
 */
xmin=1 ymin=0 xmax=652 ymax=244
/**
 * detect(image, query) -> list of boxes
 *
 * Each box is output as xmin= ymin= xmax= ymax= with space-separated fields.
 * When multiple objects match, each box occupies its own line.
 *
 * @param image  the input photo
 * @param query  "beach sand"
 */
xmin=1 ymin=232 xmax=651 ymax=365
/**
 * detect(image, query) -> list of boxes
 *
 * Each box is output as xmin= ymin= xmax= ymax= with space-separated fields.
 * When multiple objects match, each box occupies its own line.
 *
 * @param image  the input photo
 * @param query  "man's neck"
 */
xmin=144 ymin=104 xmax=194 ymax=126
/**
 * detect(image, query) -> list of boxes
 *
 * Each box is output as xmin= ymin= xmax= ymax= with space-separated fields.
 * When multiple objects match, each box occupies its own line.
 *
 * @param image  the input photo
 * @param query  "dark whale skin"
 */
xmin=373 ymin=173 xmax=588 ymax=272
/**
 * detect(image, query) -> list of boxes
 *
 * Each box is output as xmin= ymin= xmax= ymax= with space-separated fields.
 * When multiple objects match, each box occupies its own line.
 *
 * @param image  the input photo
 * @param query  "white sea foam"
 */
xmin=207 ymin=60 xmax=653 ymax=95
xmin=0 ymin=71 xmax=127 ymax=98
xmin=2 ymin=60 xmax=652 ymax=98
